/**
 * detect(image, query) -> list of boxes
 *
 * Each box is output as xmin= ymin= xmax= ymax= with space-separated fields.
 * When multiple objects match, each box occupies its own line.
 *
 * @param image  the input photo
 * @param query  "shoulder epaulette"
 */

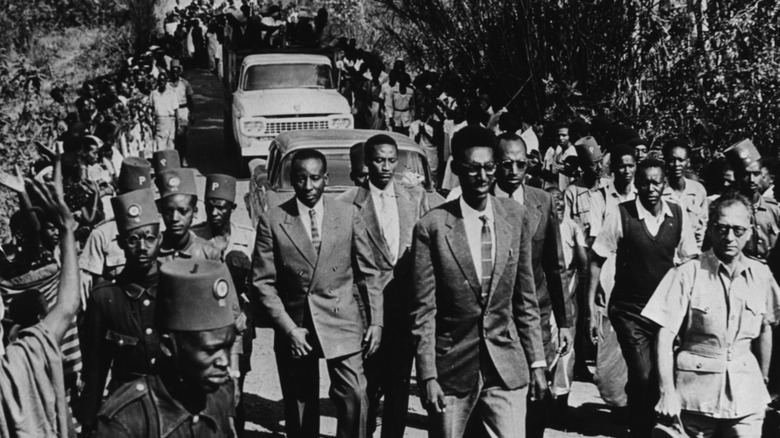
xmin=97 ymin=377 xmax=150 ymax=419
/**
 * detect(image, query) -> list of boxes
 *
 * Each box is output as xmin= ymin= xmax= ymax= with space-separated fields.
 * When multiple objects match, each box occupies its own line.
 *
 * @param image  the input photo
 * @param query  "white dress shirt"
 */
xmin=296 ymin=198 xmax=324 ymax=244
xmin=369 ymin=182 xmax=401 ymax=263
xmin=460 ymin=197 xmax=495 ymax=283
xmin=493 ymin=184 xmax=525 ymax=205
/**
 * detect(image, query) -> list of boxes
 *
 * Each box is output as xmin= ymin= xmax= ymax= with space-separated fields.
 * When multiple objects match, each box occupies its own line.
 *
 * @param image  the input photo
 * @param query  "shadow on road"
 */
xmin=554 ymin=402 xmax=629 ymax=437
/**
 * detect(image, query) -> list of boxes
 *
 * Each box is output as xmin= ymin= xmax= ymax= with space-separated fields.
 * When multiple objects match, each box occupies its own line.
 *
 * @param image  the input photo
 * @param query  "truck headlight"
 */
xmin=329 ymin=116 xmax=353 ymax=129
xmin=242 ymin=119 xmax=266 ymax=136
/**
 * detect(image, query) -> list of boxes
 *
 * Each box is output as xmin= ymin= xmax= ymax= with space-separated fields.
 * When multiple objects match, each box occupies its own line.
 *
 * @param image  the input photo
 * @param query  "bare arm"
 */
xmin=587 ymin=253 xmax=606 ymax=343
xmin=757 ymin=322 xmax=772 ymax=381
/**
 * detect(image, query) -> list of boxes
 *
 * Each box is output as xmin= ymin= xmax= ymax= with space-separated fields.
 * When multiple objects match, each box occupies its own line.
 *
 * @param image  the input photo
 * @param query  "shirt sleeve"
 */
xmin=641 ymin=264 xmax=691 ymax=334
xmin=764 ymin=268 xmax=780 ymax=326
xmin=676 ymin=205 xmax=702 ymax=261
xmin=592 ymin=206 xmax=621 ymax=258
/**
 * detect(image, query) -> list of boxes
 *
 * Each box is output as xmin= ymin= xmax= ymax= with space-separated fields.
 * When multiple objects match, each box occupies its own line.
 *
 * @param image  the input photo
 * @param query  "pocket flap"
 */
xmin=676 ymin=350 xmax=726 ymax=373
xmin=106 ymin=329 xmax=139 ymax=347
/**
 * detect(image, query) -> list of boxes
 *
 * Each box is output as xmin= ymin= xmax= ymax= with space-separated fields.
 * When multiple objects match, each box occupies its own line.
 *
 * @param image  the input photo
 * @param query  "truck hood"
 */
xmin=234 ymin=89 xmax=351 ymax=117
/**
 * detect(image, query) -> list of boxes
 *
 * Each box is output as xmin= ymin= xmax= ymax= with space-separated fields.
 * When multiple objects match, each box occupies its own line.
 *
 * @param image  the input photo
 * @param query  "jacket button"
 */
xmin=298 ymin=271 xmax=304 ymax=277
xmin=192 ymin=415 xmax=199 ymax=424
xmin=145 ymin=328 xmax=153 ymax=335
xmin=118 ymin=339 xmax=124 ymax=346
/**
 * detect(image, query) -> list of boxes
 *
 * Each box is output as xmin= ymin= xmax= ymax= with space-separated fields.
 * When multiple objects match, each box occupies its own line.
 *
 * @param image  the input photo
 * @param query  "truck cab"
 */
xmin=224 ymin=52 xmax=353 ymax=161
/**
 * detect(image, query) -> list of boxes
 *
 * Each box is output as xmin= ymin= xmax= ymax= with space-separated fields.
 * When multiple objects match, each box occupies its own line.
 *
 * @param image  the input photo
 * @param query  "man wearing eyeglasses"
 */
xmin=78 ymin=188 xmax=165 ymax=434
xmin=587 ymin=158 xmax=699 ymax=438
xmin=644 ymin=193 xmax=780 ymax=438
xmin=491 ymin=132 xmax=573 ymax=437
xmin=410 ymin=125 xmax=546 ymax=438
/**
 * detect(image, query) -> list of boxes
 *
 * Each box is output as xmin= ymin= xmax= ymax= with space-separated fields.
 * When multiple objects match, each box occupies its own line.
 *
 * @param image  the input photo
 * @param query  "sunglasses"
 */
xmin=498 ymin=159 xmax=527 ymax=171
xmin=458 ymin=162 xmax=497 ymax=176
xmin=712 ymin=224 xmax=749 ymax=238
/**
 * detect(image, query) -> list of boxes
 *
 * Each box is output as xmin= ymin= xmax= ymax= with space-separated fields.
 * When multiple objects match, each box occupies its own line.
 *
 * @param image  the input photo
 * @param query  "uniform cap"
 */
xmin=724 ymin=139 xmax=761 ymax=172
xmin=111 ymin=188 xmax=160 ymax=232
xmin=157 ymin=259 xmax=239 ymax=331
xmin=574 ymin=136 xmax=603 ymax=165
xmin=118 ymin=157 xmax=152 ymax=194
xmin=152 ymin=149 xmax=181 ymax=174
xmin=205 ymin=174 xmax=237 ymax=203
xmin=170 ymin=59 xmax=181 ymax=69
xmin=156 ymin=168 xmax=198 ymax=199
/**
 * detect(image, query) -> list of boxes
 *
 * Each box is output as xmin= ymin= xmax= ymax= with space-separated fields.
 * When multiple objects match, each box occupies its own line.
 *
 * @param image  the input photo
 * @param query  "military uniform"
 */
xmin=157 ymin=231 xmax=220 ymax=263
xmin=97 ymin=259 xmax=240 ymax=438
xmin=563 ymin=137 xmax=610 ymax=238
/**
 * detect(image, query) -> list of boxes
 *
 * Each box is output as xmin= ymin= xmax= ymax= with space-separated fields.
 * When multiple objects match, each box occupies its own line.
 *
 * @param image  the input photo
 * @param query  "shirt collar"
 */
xmin=701 ymin=250 xmax=752 ymax=280
xmin=296 ymin=197 xmax=324 ymax=221
xmin=606 ymin=180 xmax=636 ymax=198
xmin=368 ymin=181 xmax=395 ymax=198
xmin=459 ymin=196 xmax=494 ymax=224
xmin=635 ymin=197 xmax=672 ymax=222
xmin=118 ymin=270 xmax=159 ymax=299
xmin=159 ymin=231 xmax=197 ymax=257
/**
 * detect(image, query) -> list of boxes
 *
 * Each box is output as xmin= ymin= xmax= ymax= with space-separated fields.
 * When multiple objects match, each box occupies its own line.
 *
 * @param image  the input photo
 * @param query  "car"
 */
xmin=246 ymin=129 xmax=443 ymax=226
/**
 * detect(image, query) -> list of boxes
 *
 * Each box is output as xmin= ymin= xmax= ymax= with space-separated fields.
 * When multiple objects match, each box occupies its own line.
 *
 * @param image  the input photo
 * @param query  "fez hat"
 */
xmin=205 ymin=174 xmax=237 ymax=203
xmin=574 ymin=136 xmax=603 ymax=165
xmin=157 ymin=259 xmax=239 ymax=331
xmin=152 ymin=149 xmax=181 ymax=174
xmin=118 ymin=157 xmax=152 ymax=194
xmin=111 ymin=188 xmax=159 ymax=233
xmin=724 ymin=139 xmax=761 ymax=172
xmin=156 ymin=168 xmax=198 ymax=199
xmin=170 ymin=59 xmax=182 ymax=69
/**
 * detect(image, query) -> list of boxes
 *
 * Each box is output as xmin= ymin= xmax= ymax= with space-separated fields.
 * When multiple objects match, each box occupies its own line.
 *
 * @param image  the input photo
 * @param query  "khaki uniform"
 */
xmin=745 ymin=196 xmax=780 ymax=262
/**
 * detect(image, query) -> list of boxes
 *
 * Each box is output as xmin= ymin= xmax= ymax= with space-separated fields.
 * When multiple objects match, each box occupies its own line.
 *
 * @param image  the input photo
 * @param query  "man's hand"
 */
xmin=655 ymin=389 xmax=681 ymax=419
xmin=529 ymin=367 xmax=549 ymax=401
xmin=589 ymin=307 xmax=603 ymax=345
xmin=424 ymin=379 xmax=447 ymax=414
xmin=287 ymin=327 xmax=313 ymax=358
xmin=558 ymin=327 xmax=573 ymax=355
xmin=0 ymin=166 xmax=25 ymax=193
xmin=362 ymin=325 xmax=382 ymax=358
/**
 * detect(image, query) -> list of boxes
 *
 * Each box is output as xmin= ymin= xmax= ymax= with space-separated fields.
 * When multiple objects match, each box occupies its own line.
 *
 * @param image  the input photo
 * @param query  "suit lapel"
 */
xmin=444 ymin=203 xmax=482 ymax=300
xmin=395 ymin=182 xmax=415 ymax=252
xmin=280 ymin=200 xmax=317 ymax=268
xmin=487 ymin=201 xmax=513 ymax=302
xmin=355 ymin=187 xmax=394 ymax=265
xmin=523 ymin=188 xmax=543 ymax=238
xmin=312 ymin=199 xmax=341 ymax=275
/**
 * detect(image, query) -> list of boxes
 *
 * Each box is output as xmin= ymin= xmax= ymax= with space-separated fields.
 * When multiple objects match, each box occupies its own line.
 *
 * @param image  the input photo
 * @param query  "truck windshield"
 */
xmin=244 ymin=64 xmax=333 ymax=90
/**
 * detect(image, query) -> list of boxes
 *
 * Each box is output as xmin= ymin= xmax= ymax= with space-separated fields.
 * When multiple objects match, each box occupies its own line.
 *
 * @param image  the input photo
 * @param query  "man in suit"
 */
xmin=252 ymin=149 xmax=385 ymax=438
xmin=410 ymin=125 xmax=547 ymax=438
xmin=493 ymin=132 xmax=573 ymax=437
xmin=336 ymin=134 xmax=431 ymax=438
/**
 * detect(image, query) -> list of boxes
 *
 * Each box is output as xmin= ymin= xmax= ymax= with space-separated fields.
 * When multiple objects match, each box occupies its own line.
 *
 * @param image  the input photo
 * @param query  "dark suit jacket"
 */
xmin=410 ymin=196 xmax=545 ymax=394
xmin=252 ymin=197 xmax=384 ymax=359
xmin=510 ymin=185 xmax=572 ymax=328
xmin=336 ymin=182 xmax=430 ymax=322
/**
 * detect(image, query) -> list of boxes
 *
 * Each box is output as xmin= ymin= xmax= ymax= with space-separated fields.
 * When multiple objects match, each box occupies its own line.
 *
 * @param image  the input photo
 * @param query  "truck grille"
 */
xmin=265 ymin=120 xmax=330 ymax=135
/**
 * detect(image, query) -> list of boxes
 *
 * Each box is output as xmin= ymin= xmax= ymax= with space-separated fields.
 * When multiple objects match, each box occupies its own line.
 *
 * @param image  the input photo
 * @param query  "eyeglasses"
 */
xmin=459 ymin=162 xmax=497 ymax=176
xmin=712 ymin=224 xmax=749 ymax=238
xmin=125 ymin=234 xmax=160 ymax=248
xmin=498 ymin=159 xmax=527 ymax=171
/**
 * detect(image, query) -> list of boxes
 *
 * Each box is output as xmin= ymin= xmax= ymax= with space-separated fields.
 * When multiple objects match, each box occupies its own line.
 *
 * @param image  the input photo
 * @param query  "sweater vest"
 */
xmin=612 ymin=201 xmax=682 ymax=306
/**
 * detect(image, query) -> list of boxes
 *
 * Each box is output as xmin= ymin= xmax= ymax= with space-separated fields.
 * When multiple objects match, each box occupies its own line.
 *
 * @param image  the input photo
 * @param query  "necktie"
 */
xmin=480 ymin=215 xmax=493 ymax=303
xmin=309 ymin=209 xmax=321 ymax=254
xmin=380 ymin=192 xmax=397 ymax=263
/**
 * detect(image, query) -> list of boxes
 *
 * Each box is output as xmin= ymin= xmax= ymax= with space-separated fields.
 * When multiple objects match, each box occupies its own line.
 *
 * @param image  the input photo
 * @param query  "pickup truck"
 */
xmin=223 ymin=51 xmax=353 ymax=167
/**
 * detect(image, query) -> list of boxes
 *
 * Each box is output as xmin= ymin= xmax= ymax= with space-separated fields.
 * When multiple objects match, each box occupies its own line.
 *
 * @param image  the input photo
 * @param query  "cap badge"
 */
xmin=214 ymin=279 xmax=229 ymax=306
xmin=740 ymin=150 xmax=748 ymax=158
xmin=128 ymin=204 xmax=142 ymax=222
xmin=168 ymin=176 xmax=181 ymax=190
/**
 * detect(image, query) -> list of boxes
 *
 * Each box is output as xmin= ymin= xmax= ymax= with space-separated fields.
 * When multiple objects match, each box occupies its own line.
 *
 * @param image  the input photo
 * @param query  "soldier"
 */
xmin=155 ymin=167 xmax=219 ymax=262
xmin=724 ymin=139 xmax=780 ymax=262
xmin=96 ymin=259 xmax=240 ymax=437
xmin=193 ymin=173 xmax=255 ymax=260
xmin=78 ymin=188 xmax=163 ymax=433
xmin=193 ymin=173 xmax=255 ymax=436
xmin=79 ymin=157 xmax=153 ymax=287
xmin=563 ymin=136 xmax=610 ymax=242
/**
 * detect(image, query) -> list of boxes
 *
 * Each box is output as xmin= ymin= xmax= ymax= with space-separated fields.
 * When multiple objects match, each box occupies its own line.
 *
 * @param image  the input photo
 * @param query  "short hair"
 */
xmin=451 ymin=125 xmax=496 ymax=162
xmin=662 ymin=139 xmax=691 ymax=160
xmin=363 ymin=134 xmax=398 ymax=163
xmin=291 ymin=149 xmax=327 ymax=174
xmin=609 ymin=144 xmax=636 ymax=173
xmin=636 ymin=157 xmax=666 ymax=179
xmin=545 ymin=186 xmax=562 ymax=196
xmin=6 ymin=289 xmax=48 ymax=329
xmin=760 ymin=157 xmax=778 ymax=177
xmin=707 ymin=191 xmax=752 ymax=229
xmin=495 ymin=132 xmax=527 ymax=157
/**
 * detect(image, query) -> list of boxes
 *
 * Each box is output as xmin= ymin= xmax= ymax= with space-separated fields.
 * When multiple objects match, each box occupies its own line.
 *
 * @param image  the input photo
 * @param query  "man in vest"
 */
xmin=96 ymin=259 xmax=239 ymax=437
xmin=587 ymin=158 xmax=699 ymax=438
xmin=79 ymin=188 xmax=163 ymax=433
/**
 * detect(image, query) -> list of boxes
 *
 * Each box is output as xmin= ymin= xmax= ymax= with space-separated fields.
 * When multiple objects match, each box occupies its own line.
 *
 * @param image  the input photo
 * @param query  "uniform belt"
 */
xmin=681 ymin=342 xmax=752 ymax=361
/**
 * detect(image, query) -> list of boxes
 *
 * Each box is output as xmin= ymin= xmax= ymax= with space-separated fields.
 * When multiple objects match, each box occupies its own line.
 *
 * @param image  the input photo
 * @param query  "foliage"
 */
xmin=373 ymin=0 xmax=780 ymax=159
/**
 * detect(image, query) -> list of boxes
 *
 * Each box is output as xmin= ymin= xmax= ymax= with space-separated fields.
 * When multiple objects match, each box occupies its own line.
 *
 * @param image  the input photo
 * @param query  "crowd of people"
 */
xmin=3 ymin=2 xmax=780 ymax=438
